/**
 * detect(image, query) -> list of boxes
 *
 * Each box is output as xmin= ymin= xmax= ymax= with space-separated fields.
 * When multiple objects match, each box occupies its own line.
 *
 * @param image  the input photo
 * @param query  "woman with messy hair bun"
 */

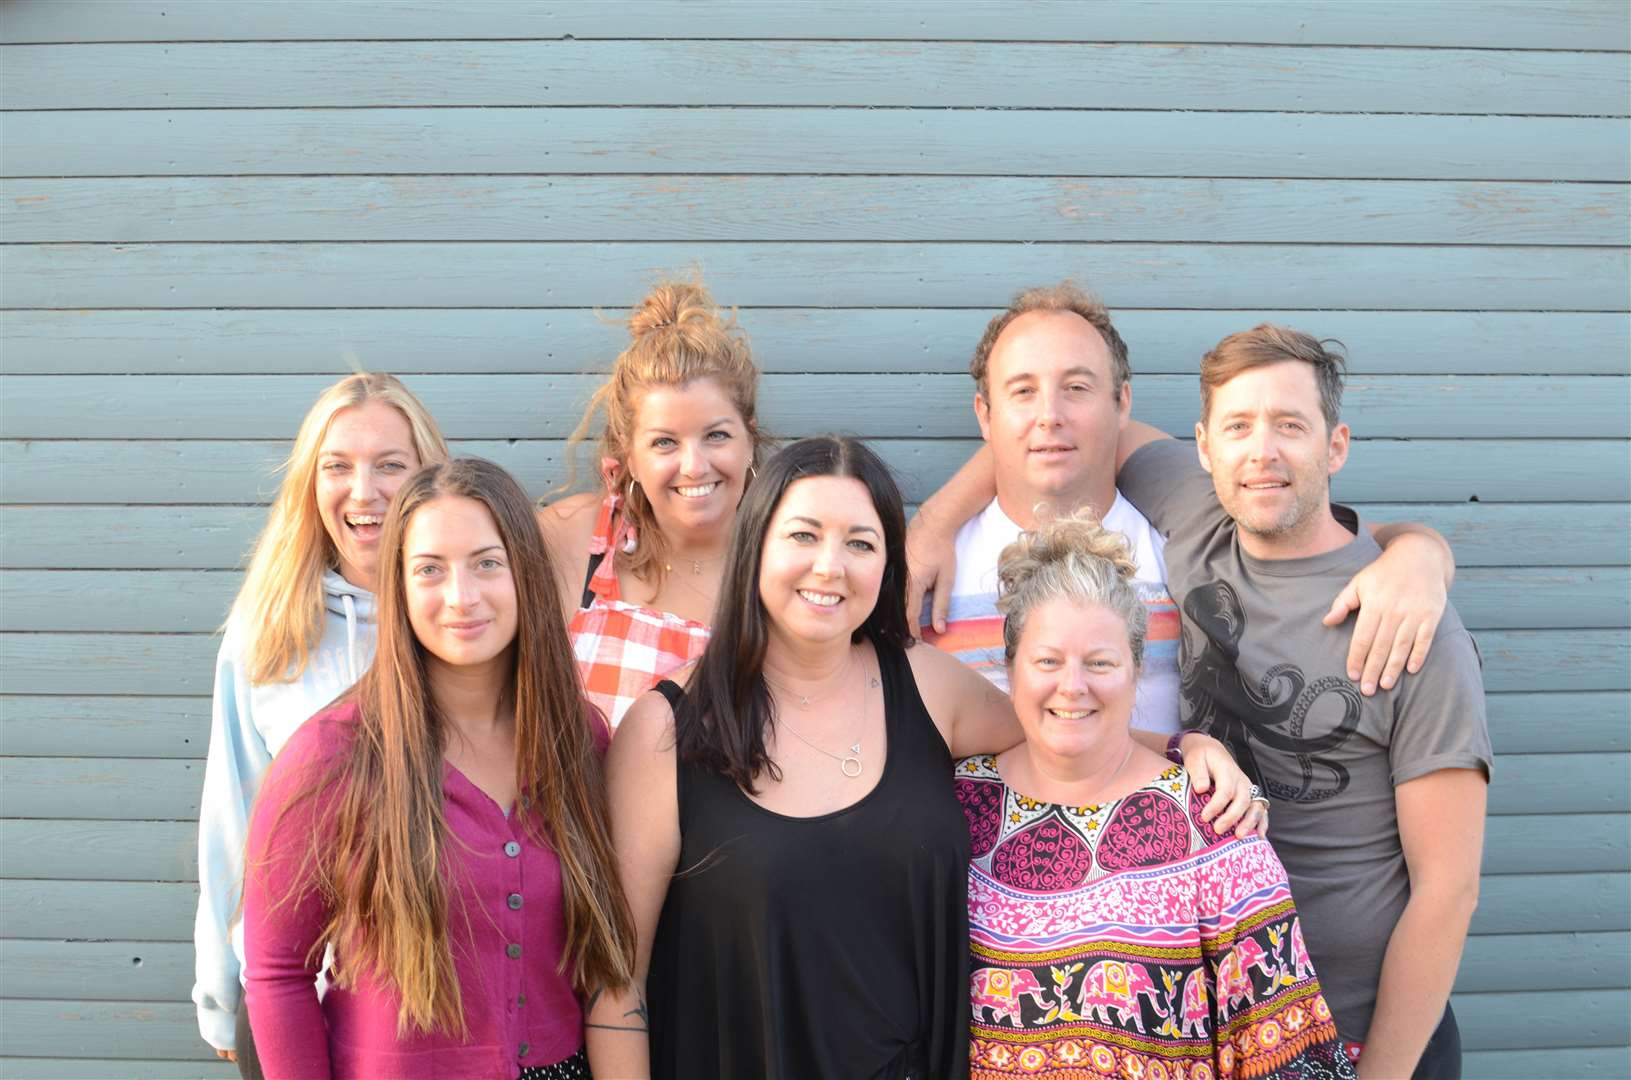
xmin=957 ymin=510 xmax=1356 ymax=1079
xmin=539 ymin=279 xmax=769 ymax=728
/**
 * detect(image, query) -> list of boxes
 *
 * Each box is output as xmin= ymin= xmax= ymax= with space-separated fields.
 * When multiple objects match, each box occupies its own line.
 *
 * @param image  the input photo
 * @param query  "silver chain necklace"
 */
xmin=767 ymin=651 xmax=875 ymax=779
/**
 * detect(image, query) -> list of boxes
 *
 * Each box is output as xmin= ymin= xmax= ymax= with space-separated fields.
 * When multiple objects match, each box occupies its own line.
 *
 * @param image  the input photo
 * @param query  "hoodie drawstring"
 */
xmin=342 ymin=591 xmax=359 ymax=683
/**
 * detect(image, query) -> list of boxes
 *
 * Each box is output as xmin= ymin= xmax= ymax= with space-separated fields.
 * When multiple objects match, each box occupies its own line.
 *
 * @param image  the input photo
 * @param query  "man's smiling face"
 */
xmin=976 ymin=310 xmax=1129 ymax=525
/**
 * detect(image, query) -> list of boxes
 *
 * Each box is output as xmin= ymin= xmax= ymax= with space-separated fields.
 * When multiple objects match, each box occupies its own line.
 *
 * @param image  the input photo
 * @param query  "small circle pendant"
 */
xmin=841 ymin=756 xmax=863 ymax=778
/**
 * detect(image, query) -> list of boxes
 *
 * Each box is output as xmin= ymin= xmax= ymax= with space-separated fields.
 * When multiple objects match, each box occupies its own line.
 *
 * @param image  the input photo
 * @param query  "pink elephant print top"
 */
xmin=956 ymin=756 xmax=1356 ymax=1080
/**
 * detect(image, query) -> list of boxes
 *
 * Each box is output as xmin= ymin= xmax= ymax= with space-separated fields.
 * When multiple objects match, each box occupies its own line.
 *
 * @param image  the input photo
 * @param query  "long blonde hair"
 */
xmin=562 ymin=279 xmax=766 ymax=587
xmin=269 ymin=459 xmax=636 ymax=1036
xmin=229 ymin=373 xmax=449 ymax=684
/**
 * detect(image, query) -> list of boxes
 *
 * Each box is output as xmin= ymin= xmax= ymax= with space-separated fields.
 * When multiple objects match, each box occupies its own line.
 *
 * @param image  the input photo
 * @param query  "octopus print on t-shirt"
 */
xmin=956 ymin=756 xmax=1356 ymax=1080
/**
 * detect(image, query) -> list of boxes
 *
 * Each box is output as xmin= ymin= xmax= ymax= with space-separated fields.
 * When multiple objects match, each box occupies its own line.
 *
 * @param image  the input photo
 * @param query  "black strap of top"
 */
xmin=579 ymin=549 xmax=606 ymax=610
xmin=653 ymin=679 xmax=684 ymax=709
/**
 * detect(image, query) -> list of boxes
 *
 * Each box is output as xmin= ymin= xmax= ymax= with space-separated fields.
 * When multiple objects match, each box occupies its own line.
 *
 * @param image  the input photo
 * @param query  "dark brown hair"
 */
xmin=970 ymin=281 xmax=1131 ymax=398
xmin=674 ymin=436 xmax=913 ymax=792
xmin=265 ymin=458 xmax=635 ymax=1037
xmin=1200 ymin=323 xmax=1347 ymax=431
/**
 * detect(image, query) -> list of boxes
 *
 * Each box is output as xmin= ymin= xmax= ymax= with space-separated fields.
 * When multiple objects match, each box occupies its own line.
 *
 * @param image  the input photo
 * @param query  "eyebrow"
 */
xmin=1001 ymin=366 xmax=1098 ymax=388
xmin=786 ymin=514 xmax=880 ymax=537
xmin=319 ymin=446 xmax=413 ymax=458
xmin=645 ymin=416 xmax=739 ymax=435
xmin=409 ymin=545 xmax=504 ymax=560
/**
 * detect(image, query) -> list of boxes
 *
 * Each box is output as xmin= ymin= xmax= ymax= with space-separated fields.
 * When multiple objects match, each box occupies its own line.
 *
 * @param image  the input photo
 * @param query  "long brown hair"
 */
xmin=271 ymin=458 xmax=635 ymax=1037
xmin=561 ymin=279 xmax=767 ymax=587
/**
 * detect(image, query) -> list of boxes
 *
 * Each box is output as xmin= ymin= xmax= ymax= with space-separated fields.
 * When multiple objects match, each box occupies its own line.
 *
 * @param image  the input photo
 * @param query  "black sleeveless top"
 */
xmin=646 ymin=639 xmax=972 ymax=1080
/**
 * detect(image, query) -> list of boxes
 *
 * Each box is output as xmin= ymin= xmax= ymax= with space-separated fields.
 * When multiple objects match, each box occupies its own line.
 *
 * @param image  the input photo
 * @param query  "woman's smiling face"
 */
xmin=623 ymin=378 xmax=752 ymax=540
xmin=315 ymin=400 xmax=421 ymax=589
xmin=1007 ymin=597 xmax=1139 ymax=763
xmin=756 ymin=475 xmax=886 ymax=649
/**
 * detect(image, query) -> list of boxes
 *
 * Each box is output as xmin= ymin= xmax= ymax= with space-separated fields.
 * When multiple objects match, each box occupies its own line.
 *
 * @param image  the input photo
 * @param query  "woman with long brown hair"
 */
xmin=244 ymin=458 xmax=635 ymax=1079
xmin=540 ymin=278 xmax=768 ymax=728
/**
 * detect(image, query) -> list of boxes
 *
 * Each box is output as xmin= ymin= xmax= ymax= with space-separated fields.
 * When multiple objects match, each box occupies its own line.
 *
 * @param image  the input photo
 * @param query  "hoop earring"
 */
xmin=746 ymin=462 xmax=758 ymax=484
xmin=625 ymin=477 xmax=638 ymax=505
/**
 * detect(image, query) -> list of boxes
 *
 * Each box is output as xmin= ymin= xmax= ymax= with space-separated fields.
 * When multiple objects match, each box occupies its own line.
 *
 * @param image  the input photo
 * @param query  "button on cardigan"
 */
xmin=243 ymin=702 xmax=584 ymax=1079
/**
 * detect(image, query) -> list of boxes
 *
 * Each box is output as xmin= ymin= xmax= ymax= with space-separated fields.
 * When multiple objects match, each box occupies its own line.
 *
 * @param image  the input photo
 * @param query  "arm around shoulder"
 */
xmin=587 ymin=689 xmax=684 ymax=1079
xmin=905 ymin=641 xmax=1021 ymax=759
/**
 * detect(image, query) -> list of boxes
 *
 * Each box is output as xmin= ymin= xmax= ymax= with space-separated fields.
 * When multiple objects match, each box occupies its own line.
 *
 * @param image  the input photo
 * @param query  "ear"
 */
xmin=599 ymin=455 xmax=624 ymax=489
xmin=1326 ymin=421 xmax=1351 ymax=477
xmin=1116 ymin=379 xmax=1132 ymax=432
xmin=1195 ymin=420 xmax=1214 ymax=474
xmin=974 ymin=392 xmax=993 ymax=442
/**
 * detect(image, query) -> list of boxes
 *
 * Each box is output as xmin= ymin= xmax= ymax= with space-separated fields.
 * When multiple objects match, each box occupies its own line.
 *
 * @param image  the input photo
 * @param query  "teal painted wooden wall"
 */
xmin=2 ymin=1 xmax=1628 ymax=1075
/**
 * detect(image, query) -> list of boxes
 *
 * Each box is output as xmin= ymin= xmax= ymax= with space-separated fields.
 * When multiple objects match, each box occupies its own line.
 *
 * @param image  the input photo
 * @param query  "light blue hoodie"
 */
xmin=191 ymin=570 xmax=375 ymax=1052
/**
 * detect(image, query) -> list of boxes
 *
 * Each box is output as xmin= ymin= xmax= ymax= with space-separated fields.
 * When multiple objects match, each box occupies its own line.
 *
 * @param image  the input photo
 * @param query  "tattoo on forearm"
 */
xmin=585 ymin=990 xmax=649 ymax=1034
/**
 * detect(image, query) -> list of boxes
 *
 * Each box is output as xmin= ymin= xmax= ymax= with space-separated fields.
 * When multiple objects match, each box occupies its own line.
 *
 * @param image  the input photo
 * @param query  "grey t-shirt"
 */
xmin=1119 ymin=438 xmax=1493 ymax=1042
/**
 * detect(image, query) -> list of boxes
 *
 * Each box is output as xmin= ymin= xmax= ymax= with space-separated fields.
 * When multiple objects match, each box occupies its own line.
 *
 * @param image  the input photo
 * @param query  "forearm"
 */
xmin=1372 ymin=522 xmax=1455 ymax=588
xmin=1357 ymin=889 xmax=1477 ymax=1079
xmin=913 ymin=445 xmax=994 ymax=532
xmin=586 ymin=983 xmax=652 ymax=1079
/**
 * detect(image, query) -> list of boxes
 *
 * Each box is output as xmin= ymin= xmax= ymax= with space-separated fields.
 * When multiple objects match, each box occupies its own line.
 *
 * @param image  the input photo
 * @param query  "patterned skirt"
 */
xmin=519 ymin=1046 xmax=591 ymax=1080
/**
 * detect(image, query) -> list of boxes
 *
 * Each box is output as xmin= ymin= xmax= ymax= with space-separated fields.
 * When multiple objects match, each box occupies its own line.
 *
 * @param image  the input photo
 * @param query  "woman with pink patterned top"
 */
xmin=956 ymin=510 xmax=1355 ymax=1080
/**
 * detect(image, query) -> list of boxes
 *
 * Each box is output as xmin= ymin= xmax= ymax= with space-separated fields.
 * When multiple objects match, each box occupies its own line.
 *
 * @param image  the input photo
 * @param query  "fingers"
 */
xmin=1407 ymin=611 xmax=1441 ymax=674
xmin=1345 ymin=603 xmax=1380 ymax=688
xmin=930 ymin=576 xmax=951 ymax=635
xmin=1210 ymin=778 xmax=1253 ymax=834
xmin=1376 ymin=614 xmax=1418 ymax=691
xmin=1187 ymin=751 xmax=1213 ymax=796
xmin=1358 ymin=611 xmax=1404 ymax=696
xmin=1322 ymin=581 xmax=1358 ymax=628
xmin=905 ymin=572 xmax=926 ymax=637
xmin=1236 ymin=799 xmax=1270 ymax=839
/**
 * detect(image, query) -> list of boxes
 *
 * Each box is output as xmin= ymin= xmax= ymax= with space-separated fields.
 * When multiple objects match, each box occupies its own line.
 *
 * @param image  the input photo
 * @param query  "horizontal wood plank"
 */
xmin=4 ymin=309 xmax=1628 ymax=377
xmin=6 ymin=690 xmax=1619 ymax=759
xmin=0 ymin=697 xmax=208 ymax=758
xmin=7 ymin=374 xmax=1627 ymax=441
xmin=7 ymin=41 xmax=1624 ymax=114
xmin=0 ymin=758 xmax=204 ymax=820
xmin=5 ymin=439 xmax=1626 ymax=506
xmin=7 ymin=176 xmax=1624 ymax=246
xmin=19 ymin=990 xmax=1618 ymax=1060
xmin=4 ymin=872 xmax=1618 ymax=948
xmin=4 ymin=1 xmax=1624 ymax=48
xmin=9 ymin=242 xmax=1626 ymax=311
xmin=1452 ymin=989 xmax=1631 ymax=1051
xmin=10 ymin=752 xmax=1614 ymax=820
xmin=0 ymin=940 xmax=197 ymax=1002
xmin=8 ymin=503 xmax=1628 ymax=573
xmin=1460 ymin=1047 xmax=1631 ymax=1078
xmin=6 ymin=109 xmax=1625 ymax=181
xmin=0 ymin=1061 xmax=231 ymax=1080
xmin=1 ymin=628 xmax=1621 ymax=696
xmin=1455 ymin=932 xmax=1631 ymax=994
xmin=7 ymin=566 xmax=1621 ymax=633
xmin=5 ymin=810 xmax=1619 ymax=883
xmin=0 ymin=820 xmax=197 ymax=881
xmin=1486 ymin=692 xmax=1630 ymax=754
xmin=3 ymin=930 xmax=1620 ymax=1007
xmin=1470 ymin=873 xmax=1631 ymax=934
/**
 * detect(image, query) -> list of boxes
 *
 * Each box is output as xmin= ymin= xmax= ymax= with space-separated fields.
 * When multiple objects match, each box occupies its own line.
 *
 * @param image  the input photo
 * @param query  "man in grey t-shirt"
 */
xmin=1115 ymin=325 xmax=1492 ymax=1080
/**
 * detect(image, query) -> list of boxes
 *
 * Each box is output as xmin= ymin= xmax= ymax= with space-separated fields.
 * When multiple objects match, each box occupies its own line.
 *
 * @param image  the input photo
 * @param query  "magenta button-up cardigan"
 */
xmin=243 ymin=702 xmax=583 ymax=1079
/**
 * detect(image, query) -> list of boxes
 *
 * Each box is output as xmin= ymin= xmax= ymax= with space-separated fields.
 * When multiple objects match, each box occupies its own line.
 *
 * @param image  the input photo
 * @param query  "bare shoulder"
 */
xmin=536 ymin=489 xmax=603 ymax=545
xmin=609 ymin=686 xmax=679 ymax=764
xmin=905 ymin=638 xmax=999 ymax=715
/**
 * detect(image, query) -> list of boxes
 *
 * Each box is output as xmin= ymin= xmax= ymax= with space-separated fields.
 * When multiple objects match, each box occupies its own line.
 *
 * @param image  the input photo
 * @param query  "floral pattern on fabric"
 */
xmin=957 ymin=755 xmax=1356 ymax=1080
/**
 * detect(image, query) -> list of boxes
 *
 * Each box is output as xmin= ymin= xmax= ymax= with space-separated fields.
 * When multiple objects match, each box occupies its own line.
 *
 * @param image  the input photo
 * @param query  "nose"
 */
xmin=811 ymin=535 xmax=845 ymax=579
xmin=1035 ymin=386 xmax=1064 ymax=429
xmin=679 ymin=440 xmax=706 ymax=478
xmin=1247 ymin=425 xmax=1281 ymax=462
xmin=349 ymin=465 xmax=377 ymax=503
xmin=445 ymin=566 xmax=480 ymax=610
xmin=1058 ymin=659 xmax=1089 ymax=697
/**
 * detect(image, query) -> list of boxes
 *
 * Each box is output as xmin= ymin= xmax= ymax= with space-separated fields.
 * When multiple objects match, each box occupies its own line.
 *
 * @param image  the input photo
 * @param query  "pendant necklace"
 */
xmin=767 ymin=651 xmax=874 ymax=778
